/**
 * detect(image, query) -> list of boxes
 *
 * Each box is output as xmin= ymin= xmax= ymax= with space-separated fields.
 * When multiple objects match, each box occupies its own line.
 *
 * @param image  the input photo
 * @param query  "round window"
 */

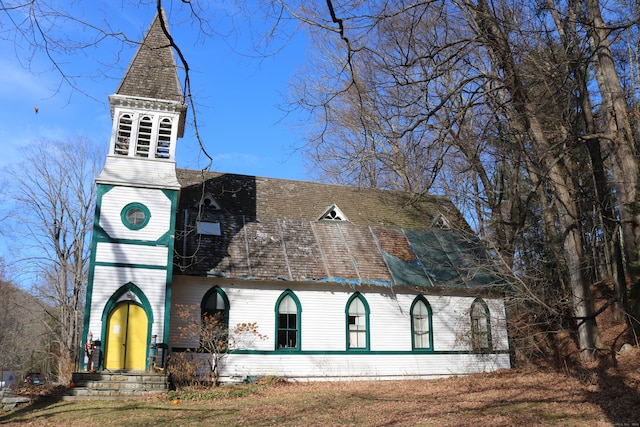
xmin=121 ymin=203 xmax=151 ymax=230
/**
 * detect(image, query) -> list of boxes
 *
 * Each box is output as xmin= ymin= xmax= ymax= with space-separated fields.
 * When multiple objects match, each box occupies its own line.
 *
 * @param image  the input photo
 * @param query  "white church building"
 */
xmin=81 ymin=10 xmax=511 ymax=383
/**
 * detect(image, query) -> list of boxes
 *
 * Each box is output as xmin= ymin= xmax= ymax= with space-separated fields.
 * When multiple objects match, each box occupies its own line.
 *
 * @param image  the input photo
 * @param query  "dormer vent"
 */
xmin=319 ymin=204 xmax=348 ymax=221
xmin=200 ymin=193 xmax=222 ymax=210
xmin=431 ymin=213 xmax=451 ymax=229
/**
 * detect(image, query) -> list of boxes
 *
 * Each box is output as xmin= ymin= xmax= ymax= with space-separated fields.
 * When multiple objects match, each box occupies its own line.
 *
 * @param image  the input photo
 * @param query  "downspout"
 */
xmin=182 ymin=208 xmax=189 ymax=271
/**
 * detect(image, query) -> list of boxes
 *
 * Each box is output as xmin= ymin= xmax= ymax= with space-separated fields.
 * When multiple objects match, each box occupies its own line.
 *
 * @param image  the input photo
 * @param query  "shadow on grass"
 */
xmin=580 ymin=356 xmax=640 ymax=425
xmin=0 ymin=395 xmax=243 ymax=426
xmin=0 ymin=395 xmax=66 ymax=424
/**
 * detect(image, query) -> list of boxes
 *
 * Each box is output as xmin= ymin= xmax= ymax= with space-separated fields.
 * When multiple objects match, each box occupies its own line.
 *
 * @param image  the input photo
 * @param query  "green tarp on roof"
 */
xmin=384 ymin=229 xmax=504 ymax=290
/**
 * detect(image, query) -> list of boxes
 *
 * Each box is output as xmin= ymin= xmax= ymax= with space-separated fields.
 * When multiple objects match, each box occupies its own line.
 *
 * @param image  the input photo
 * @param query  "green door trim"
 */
xmin=100 ymin=282 xmax=153 ymax=370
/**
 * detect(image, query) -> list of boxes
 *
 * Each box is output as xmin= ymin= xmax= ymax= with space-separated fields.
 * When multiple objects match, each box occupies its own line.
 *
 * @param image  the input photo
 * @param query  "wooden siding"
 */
xmin=169 ymin=276 xmax=509 ymax=380
xmin=97 ymin=156 xmax=181 ymax=190
xmin=95 ymin=242 xmax=168 ymax=266
xmin=100 ymin=186 xmax=173 ymax=241
xmin=88 ymin=265 xmax=168 ymax=343
xmin=222 ymin=353 xmax=511 ymax=381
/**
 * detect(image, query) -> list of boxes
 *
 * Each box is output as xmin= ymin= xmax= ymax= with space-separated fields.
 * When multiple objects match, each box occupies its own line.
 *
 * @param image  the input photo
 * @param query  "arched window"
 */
xmin=411 ymin=296 xmax=433 ymax=350
xmin=346 ymin=293 xmax=369 ymax=350
xmin=135 ymin=115 xmax=153 ymax=157
xmin=470 ymin=298 xmax=492 ymax=352
xmin=275 ymin=290 xmax=301 ymax=350
xmin=201 ymin=286 xmax=229 ymax=325
xmin=111 ymin=112 xmax=176 ymax=160
xmin=156 ymin=117 xmax=172 ymax=158
xmin=115 ymin=113 xmax=132 ymax=155
xmin=199 ymin=287 xmax=229 ymax=351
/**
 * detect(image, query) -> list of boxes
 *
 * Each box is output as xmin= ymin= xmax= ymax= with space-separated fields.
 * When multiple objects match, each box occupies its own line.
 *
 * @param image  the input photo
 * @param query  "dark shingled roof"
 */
xmin=115 ymin=9 xmax=183 ymax=102
xmin=174 ymin=170 xmax=505 ymax=291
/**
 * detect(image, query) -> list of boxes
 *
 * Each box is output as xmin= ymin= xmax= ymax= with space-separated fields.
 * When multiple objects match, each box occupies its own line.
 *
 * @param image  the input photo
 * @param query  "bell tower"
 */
xmin=81 ymin=9 xmax=186 ymax=371
xmin=99 ymin=8 xmax=186 ymax=188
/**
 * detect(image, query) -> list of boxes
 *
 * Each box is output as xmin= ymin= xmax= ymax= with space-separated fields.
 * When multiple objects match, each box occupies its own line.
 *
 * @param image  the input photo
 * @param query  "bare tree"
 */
xmin=0 ymin=275 xmax=49 ymax=378
xmin=267 ymin=0 xmax=627 ymax=360
xmin=173 ymin=303 xmax=266 ymax=386
xmin=1 ymin=138 xmax=102 ymax=382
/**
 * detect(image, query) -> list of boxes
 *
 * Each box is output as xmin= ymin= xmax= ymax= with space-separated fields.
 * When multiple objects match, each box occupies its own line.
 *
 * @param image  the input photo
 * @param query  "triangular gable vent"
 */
xmin=200 ymin=193 xmax=222 ymax=210
xmin=431 ymin=213 xmax=451 ymax=229
xmin=319 ymin=204 xmax=348 ymax=221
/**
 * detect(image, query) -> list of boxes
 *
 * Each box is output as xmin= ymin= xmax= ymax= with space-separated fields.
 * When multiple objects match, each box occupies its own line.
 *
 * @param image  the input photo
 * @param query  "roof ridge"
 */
xmin=175 ymin=168 xmax=451 ymax=200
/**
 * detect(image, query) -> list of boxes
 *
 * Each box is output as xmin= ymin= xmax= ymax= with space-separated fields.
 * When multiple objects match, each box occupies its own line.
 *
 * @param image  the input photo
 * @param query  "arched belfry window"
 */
xmin=112 ymin=111 xmax=175 ymax=160
xmin=115 ymin=113 xmax=132 ymax=156
xmin=136 ymin=115 xmax=153 ymax=157
xmin=156 ymin=117 xmax=172 ymax=158
xmin=275 ymin=290 xmax=301 ymax=351
xmin=470 ymin=298 xmax=492 ymax=352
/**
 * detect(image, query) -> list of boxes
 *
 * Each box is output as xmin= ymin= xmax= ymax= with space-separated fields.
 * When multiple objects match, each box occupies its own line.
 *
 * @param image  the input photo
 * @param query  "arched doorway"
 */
xmin=102 ymin=283 xmax=153 ymax=371
xmin=104 ymin=301 xmax=148 ymax=370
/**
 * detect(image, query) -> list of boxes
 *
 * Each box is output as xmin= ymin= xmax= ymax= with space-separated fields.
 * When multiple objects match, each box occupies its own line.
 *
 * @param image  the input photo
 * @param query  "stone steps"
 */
xmin=70 ymin=371 xmax=168 ymax=397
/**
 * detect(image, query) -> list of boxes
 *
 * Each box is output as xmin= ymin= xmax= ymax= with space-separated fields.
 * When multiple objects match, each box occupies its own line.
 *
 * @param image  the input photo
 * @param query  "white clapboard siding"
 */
xmin=89 ymin=265 xmax=168 ymax=342
xmin=487 ymin=298 xmax=509 ymax=349
xmin=98 ymin=156 xmax=181 ymax=189
xmin=220 ymin=353 xmax=511 ymax=381
xmin=99 ymin=186 xmax=172 ymax=241
xmin=95 ymin=242 xmax=168 ymax=266
xmin=170 ymin=276 xmax=510 ymax=379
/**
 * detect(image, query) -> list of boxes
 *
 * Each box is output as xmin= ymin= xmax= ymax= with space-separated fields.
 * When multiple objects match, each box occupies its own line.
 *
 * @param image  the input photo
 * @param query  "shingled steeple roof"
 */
xmin=116 ymin=8 xmax=183 ymax=102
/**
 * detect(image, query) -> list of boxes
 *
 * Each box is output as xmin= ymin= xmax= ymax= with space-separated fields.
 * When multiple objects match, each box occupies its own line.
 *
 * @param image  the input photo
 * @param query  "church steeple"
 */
xmin=82 ymin=10 xmax=185 ymax=370
xmin=116 ymin=9 xmax=183 ymax=104
xmin=98 ymin=8 xmax=187 ymax=190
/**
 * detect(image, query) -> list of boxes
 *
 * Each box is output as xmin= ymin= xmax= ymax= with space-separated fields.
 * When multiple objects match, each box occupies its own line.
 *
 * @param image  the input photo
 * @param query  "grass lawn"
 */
xmin=2 ymin=363 xmax=639 ymax=426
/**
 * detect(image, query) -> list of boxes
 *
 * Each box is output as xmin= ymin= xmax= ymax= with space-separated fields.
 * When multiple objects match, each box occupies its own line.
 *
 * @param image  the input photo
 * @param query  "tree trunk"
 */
xmin=466 ymin=0 xmax=600 ymax=359
xmin=583 ymin=0 xmax=640 ymax=268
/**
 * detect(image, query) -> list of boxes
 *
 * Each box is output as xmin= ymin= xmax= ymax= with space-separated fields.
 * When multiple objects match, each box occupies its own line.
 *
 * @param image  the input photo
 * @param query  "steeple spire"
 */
xmin=116 ymin=8 xmax=183 ymax=103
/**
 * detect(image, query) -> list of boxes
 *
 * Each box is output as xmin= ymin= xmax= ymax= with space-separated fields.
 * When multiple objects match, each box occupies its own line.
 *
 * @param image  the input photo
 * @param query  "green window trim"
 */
xmin=229 ymin=348 xmax=510 ymax=356
xmin=275 ymin=290 xmax=302 ymax=352
xmin=345 ymin=293 xmax=370 ymax=351
xmin=199 ymin=286 xmax=230 ymax=351
xmin=201 ymin=286 xmax=230 ymax=328
xmin=121 ymin=202 xmax=151 ymax=230
xmin=470 ymin=298 xmax=492 ymax=353
xmin=410 ymin=296 xmax=433 ymax=351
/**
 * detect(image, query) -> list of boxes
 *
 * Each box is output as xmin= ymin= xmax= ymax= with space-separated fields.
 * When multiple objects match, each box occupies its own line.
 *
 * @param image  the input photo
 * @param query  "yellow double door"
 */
xmin=105 ymin=302 xmax=148 ymax=370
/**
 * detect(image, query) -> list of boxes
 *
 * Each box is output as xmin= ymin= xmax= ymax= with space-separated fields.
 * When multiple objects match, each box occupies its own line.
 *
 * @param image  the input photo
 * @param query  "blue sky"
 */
xmin=0 ymin=2 xmax=310 ymax=181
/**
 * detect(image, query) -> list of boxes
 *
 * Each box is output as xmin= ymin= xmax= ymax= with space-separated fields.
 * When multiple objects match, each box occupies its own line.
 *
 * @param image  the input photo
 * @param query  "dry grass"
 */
xmin=2 ymin=355 xmax=640 ymax=426
xmin=4 ymin=284 xmax=639 ymax=426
